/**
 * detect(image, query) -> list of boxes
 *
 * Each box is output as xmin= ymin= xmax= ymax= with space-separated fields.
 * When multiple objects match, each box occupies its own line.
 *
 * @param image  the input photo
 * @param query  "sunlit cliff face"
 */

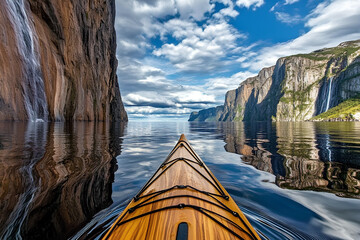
xmin=189 ymin=41 xmax=360 ymax=122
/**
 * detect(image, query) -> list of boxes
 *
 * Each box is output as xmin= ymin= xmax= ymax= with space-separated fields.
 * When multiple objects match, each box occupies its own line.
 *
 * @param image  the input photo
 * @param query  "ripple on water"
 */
xmin=1 ymin=121 xmax=360 ymax=239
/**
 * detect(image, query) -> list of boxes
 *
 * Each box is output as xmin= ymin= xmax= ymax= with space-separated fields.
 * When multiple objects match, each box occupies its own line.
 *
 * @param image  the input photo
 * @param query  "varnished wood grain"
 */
xmin=103 ymin=134 xmax=260 ymax=240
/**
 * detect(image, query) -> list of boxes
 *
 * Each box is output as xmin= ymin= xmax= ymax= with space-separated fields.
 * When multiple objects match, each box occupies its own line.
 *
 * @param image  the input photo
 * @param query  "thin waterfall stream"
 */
xmin=5 ymin=0 xmax=48 ymax=122
xmin=324 ymin=77 xmax=333 ymax=112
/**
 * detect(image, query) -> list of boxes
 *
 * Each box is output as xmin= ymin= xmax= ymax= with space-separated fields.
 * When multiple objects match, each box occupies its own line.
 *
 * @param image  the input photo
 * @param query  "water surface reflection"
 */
xmin=76 ymin=122 xmax=360 ymax=240
xmin=1 ymin=121 xmax=360 ymax=239
xmin=191 ymin=121 xmax=360 ymax=198
xmin=0 ymin=122 xmax=124 ymax=239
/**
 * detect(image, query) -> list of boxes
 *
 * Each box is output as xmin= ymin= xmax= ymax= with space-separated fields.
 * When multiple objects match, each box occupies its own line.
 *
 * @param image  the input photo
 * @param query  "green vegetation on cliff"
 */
xmin=279 ymin=80 xmax=320 ymax=119
xmin=234 ymin=105 xmax=243 ymax=121
xmin=189 ymin=40 xmax=360 ymax=122
xmin=312 ymin=96 xmax=360 ymax=121
xmin=292 ymin=44 xmax=360 ymax=61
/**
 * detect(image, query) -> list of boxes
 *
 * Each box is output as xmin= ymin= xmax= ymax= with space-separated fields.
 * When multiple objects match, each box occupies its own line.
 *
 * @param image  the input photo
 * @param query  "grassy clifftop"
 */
xmin=290 ymin=41 xmax=360 ymax=61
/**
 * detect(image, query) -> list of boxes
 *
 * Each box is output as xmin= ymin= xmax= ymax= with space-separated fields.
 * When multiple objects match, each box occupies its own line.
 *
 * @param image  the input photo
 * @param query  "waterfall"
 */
xmin=324 ymin=77 xmax=333 ymax=112
xmin=5 ymin=0 xmax=48 ymax=122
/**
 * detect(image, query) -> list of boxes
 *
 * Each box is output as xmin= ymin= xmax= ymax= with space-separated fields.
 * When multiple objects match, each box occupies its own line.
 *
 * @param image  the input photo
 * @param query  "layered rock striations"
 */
xmin=0 ymin=0 xmax=127 ymax=121
xmin=189 ymin=40 xmax=360 ymax=122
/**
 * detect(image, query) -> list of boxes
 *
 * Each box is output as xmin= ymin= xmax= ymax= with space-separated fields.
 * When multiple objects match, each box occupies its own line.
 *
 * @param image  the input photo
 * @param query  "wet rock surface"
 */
xmin=0 ymin=0 xmax=127 ymax=121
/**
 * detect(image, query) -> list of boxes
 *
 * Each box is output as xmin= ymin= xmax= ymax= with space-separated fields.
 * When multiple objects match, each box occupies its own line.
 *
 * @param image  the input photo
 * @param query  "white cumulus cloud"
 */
xmin=242 ymin=0 xmax=360 ymax=71
xmin=235 ymin=0 xmax=264 ymax=9
xmin=153 ymin=20 xmax=245 ymax=72
xmin=175 ymin=0 xmax=214 ymax=20
xmin=205 ymin=71 xmax=256 ymax=91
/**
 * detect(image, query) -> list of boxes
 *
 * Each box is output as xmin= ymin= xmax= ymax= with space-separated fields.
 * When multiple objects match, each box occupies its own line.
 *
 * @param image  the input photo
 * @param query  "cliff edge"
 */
xmin=189 ymin=40 xmax=360 ymax=122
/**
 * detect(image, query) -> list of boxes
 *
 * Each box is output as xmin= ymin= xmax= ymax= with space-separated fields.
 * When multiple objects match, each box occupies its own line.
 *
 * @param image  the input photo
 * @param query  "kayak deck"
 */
xmin=103 ymin=134 xmax=260 ymax=240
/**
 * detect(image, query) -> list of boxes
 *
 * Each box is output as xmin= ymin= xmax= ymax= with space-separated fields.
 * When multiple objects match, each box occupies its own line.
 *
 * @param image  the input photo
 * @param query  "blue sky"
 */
xmin=114 ymin=0 xmax=360 ymax=121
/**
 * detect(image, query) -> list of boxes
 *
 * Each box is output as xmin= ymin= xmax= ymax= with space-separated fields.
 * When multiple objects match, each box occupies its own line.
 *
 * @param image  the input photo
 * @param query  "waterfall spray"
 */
xmin=324 ymin=77 xmax=333 ymax=112
xmin=5 ymin=0 xmax=48 ymax=122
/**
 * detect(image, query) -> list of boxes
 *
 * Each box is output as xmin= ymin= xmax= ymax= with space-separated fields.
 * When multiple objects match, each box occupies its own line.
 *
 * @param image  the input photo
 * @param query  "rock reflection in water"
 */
xmin=191 ymin=122 xmax=360 ymax=199
xmin=0 ymin=122 xmax=124 ymax=239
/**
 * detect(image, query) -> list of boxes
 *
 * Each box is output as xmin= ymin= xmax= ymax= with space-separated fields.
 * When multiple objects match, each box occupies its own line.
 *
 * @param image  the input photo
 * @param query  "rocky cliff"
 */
xmin=189 ymin=40 xmax=360 ymax=122
xmin=0 ymin=0 xmax=127 ymax=121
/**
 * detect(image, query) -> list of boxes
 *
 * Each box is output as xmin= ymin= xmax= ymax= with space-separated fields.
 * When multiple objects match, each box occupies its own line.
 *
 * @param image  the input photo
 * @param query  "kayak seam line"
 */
xmin=165 ymin=141 xmax=202 ymax=166
xmin=135 ymin=158 xmax=228 ymax=200
xmin=114 ymin=203 xmax=254 ymax=240
xmin=161 ymin=157 xmax=202 ymax=167
xmin=182 ymin=159 xmax=228 ymax=198
xmin=131 ymin=193 xmax=232 ymax=214
xmin=131 ymin=190 xmax=258 ymax=240
xmin=177 ymin=141 xmax=228 ymax=197
xmin=134 ymin=185 xmax=224 ymax=204
xmin=142 ymin=139 xmax=226 ymax=198
xmin=134 ymin=142 xmax=197 ymax=198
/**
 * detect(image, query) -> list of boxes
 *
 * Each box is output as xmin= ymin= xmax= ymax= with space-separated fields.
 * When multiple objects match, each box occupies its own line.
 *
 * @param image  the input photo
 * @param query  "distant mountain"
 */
xmin=189 ymin=40 xmax=360 ymax=122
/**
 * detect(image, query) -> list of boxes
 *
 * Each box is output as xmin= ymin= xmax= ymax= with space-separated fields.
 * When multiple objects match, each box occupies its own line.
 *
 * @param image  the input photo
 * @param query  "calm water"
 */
xmin=0 ymin=121 xmax=359 ymax=239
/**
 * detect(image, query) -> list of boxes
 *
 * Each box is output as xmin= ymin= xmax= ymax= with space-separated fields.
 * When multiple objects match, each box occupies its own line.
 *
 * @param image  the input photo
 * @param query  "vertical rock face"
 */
xmin=221 ymin=66 xmax=277 ymax=122
xmin=189 ymin=40 xmax=360 ymax=122
xmin=0 ymin=0 xmax=127 ymax=121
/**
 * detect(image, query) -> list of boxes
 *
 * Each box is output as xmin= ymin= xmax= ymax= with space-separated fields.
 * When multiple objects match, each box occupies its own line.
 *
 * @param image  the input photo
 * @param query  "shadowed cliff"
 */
xmin=0 ymin=0 xmax=127 ymax=121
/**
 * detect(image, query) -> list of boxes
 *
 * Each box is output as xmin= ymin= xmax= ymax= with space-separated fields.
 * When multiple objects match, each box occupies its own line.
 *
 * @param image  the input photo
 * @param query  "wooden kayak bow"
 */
xmin=103 ymin=134 xmax=260 ymax=240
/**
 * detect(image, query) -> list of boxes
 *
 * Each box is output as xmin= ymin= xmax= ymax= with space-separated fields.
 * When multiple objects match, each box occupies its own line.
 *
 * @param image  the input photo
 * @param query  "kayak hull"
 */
xmin=103 ymin=134 xmax=260 ymax=240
